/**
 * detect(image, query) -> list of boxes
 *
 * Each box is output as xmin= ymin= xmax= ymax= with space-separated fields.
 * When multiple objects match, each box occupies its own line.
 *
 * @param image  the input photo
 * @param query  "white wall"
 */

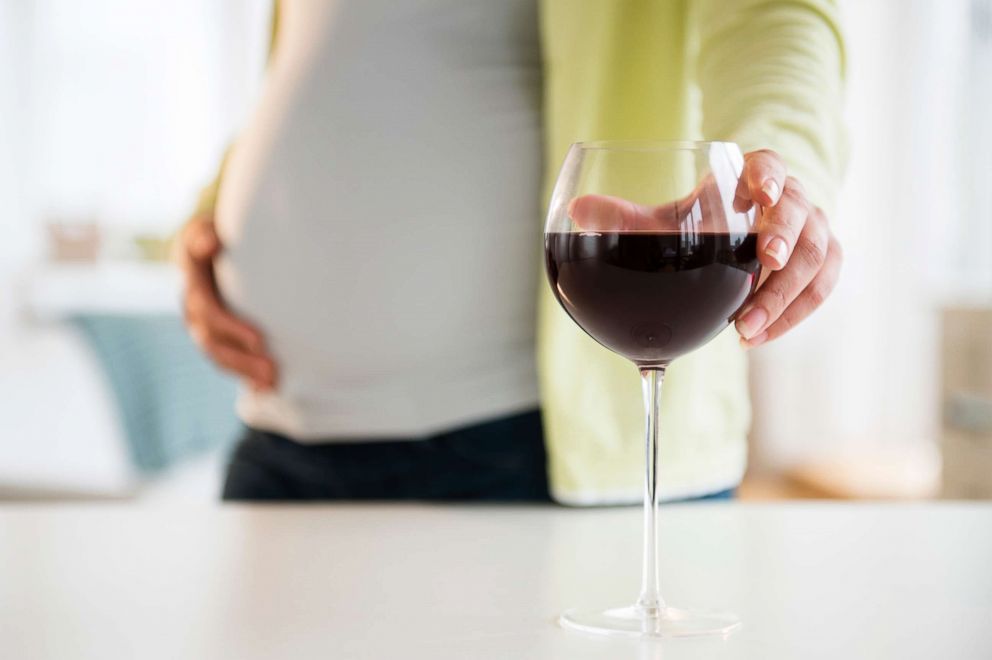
xmin=0 ymin=0 xmax=271 ymax=499
xmin=0 ymin=0 xmax=270 ymax=331
xmin=0 ymin=2 xmax=35 ymax=330
xmin=750 ymin=0 xmax=987 ymax=474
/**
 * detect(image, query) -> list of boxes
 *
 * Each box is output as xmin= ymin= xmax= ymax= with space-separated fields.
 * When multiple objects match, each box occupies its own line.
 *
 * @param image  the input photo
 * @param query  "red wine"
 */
xmin=545 ymin=231 xmax=760 ymax=367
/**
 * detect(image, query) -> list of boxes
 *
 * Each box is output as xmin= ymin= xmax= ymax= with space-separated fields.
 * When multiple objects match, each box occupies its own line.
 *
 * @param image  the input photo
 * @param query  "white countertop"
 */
xmin=1 ymin=503 xmax=989 ymax=659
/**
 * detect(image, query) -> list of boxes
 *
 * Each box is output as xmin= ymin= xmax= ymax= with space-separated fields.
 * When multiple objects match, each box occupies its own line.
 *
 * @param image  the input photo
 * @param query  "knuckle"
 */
xmin=758 ymin=284 xmax=789 ymax=314
xmin=766 ymin=211 xmax=798 ymax=232
xmin=751 ymin=148 xmax=781 ymax=163
xmin=797 ymin=232 xmax=828 ymax=269
xmin=766 ymin=219 xmax=800 ymax=247
xmin=782 ymin=180 xmax=809 ymax=210
xmin=805 ymin=280 xmax=830 ymax=309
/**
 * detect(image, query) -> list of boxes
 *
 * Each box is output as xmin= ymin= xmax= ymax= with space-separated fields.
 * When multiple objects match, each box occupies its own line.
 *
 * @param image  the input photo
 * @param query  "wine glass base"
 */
xmin=559 ymin=605 xmax=741 ymax=639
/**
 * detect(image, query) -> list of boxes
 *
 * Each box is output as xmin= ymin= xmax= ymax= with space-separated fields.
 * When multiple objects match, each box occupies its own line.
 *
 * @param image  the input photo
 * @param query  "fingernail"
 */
xmin=744 ymin=331 xmax=769 ymax=349
xmin=761 ymin=179 xmax=780 ymax=205
xmin=736 ymin=306 xmax=768 ymax=339
xmin=764 ymin=237 xmax=789 ymax=268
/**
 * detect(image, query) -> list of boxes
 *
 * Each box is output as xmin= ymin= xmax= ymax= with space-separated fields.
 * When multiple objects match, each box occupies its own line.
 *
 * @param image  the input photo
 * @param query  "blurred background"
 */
xmin=0 ymin=0 xmax=989 ymax=502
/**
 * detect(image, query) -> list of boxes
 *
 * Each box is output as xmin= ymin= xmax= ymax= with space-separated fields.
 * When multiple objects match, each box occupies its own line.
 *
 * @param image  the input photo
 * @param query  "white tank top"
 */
xmin=214 ymin=0 xmax=543 ymax=439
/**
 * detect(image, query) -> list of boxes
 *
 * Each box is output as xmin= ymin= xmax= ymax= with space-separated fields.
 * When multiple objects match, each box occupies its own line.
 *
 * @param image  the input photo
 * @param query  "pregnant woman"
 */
xmin=178 ymin=0 xmax=845 ymax=502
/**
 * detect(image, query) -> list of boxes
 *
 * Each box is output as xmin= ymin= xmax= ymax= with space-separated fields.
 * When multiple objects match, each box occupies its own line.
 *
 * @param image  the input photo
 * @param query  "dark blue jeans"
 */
xmin=222 ymin=409 xmax=736 ymax=503
xmin=223 ymin=410 xmax=551 ymax=501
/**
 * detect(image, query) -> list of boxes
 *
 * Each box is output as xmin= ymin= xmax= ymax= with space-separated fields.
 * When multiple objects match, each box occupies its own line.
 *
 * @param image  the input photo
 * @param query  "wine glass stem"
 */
xmin=637 ymin=366 xmax=667 ymax=616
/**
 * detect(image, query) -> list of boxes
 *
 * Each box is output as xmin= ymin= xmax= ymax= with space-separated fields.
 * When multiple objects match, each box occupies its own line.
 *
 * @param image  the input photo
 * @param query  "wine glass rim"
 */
xmin=572 ymin=139 xmax=736 ymax=152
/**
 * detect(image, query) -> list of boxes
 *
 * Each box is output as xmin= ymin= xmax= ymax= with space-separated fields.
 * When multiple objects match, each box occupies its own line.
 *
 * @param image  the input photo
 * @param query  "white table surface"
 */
xmin=1 ymin=503 xmax=989 ymax=660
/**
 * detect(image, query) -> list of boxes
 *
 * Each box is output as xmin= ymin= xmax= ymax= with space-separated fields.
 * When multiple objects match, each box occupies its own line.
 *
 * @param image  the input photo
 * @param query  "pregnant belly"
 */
xmin=214 ymin=219 xmax=536 ymax=384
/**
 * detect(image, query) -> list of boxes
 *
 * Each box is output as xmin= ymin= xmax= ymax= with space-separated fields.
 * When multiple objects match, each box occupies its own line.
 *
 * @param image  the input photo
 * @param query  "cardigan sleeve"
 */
xmin=692 ymin=0 xmax=847 ymax=214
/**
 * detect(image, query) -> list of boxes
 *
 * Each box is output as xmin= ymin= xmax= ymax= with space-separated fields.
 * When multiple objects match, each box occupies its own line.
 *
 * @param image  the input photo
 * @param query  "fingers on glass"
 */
xmin=738 ymin=211 xmax=839 ymax=347
xmin=757 ymin=176 xmax=810 ymax=270
xmin=568 ymin=194 xmax=661 ymax=231
xmin=758 ymin=233 xmax=842 ymax=344
xmin=568 ymin=190 xmax=709 ymax=234
xmin=743 ymin=149 xmax=787 ymax=207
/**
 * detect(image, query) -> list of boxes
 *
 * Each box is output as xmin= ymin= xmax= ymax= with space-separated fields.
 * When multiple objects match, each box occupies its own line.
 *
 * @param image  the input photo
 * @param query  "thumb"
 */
xmin=187 ymin=219 xmax=221 ymax=261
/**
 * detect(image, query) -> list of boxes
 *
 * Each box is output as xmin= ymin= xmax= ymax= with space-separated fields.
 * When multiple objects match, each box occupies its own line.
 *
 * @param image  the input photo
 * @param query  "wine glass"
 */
xmin=544 ymin=141 xmax=760 ymax=638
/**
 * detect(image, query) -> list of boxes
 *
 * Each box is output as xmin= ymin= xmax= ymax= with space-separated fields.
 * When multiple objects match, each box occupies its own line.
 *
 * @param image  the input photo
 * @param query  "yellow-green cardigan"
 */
xmin=196 ymin=0 xmax=846 ymax=504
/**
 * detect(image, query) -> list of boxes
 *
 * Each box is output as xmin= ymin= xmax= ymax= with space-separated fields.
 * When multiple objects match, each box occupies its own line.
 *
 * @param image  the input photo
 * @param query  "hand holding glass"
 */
xmin=544 ymin=141 xmax=760 ymax=638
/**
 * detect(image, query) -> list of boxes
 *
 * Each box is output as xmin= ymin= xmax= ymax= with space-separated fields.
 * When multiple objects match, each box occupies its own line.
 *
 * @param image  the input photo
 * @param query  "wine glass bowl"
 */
xmin=544 ymin=141 xmax=758 ymax=638
xmin=545 ymin=142 xmax=760 ymax=368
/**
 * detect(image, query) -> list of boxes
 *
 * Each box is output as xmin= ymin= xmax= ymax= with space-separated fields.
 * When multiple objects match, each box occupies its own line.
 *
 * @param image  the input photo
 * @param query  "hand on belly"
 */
xmin=179 ymin=213 xmax=279 ymax=391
